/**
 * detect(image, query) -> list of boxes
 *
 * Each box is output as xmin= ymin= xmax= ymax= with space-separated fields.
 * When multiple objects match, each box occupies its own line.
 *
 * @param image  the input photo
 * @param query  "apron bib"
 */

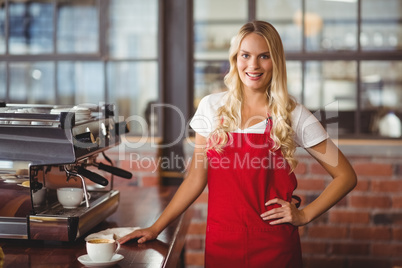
xmin=205 ymin=118 xmax=302 ymax=268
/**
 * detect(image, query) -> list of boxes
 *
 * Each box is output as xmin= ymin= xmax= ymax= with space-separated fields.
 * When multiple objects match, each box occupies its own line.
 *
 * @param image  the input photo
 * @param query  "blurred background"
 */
xmin=1 ymin=0 xmax=402 ymax=267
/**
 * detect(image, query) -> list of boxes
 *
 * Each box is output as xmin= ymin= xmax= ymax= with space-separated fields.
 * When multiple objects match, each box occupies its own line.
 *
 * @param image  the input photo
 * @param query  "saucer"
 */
xmin=77 ymin=254 xmax=124 ymax=267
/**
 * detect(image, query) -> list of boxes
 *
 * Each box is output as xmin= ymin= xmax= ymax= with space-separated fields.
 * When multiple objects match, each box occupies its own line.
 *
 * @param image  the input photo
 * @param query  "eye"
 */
xmin=260 ymin=54 xmax=270 ymax=59
xmin=241 ymin=54 xmax=249 ymax=59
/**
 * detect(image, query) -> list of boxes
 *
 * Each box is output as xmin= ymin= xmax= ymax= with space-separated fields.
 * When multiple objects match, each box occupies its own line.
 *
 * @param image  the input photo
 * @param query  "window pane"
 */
xmin=9 ymin=62 xmax=55 ymax=104
xmin=107 ymin=62 xmax=158 ymax=135
xmin=361 ymin=61 xmax=402 ymax=137
xmin=361 ymin=0 xmax=402 ymax=51
xmin=305 ymin=0 xmax=357 ymax=51
xmin=108 ymin=0 xmax=158 ymax=59
xmin=194 ymin=0 xmax=247 ymax=60
xmin=194 ymin=61 xmax=229 ymax=107
xmin=0 ymin=3 xmax=5 ymax=54
xmin=57 ymin=0 xmax=98 ymax=53
xmin=286 ymin=61 xmax=302 ymax=102
xmin=304 ymin=61 xmax=357 ymax=110
xmin=304 ymin=61 xmax=357 ymax=135
xmin=57 ymin=61 xmax=104 ymax=105
xmin=8 ymin=1 xmax=54 ymax=54
xmin=256 ymin=0 xmax=302 ymax=51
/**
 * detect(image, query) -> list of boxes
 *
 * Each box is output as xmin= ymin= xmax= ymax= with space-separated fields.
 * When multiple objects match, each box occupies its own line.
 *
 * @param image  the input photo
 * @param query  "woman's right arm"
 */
xmin=118 ymin=133 xmax=208 ymax=244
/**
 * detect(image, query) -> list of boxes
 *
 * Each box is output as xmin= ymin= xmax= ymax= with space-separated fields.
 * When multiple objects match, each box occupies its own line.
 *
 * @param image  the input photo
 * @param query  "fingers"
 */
xmin=261 ymin=197 xmax=307 ymax=226
xmin=117 ymin=230 xmax=147 ymax=244
xmin=261 ymin=198 xmax=295 ymax=225
xmin=260 ymin=206 xmax=289 ymax=221
xmin=265 ymin=198 xmax=287 ymax=207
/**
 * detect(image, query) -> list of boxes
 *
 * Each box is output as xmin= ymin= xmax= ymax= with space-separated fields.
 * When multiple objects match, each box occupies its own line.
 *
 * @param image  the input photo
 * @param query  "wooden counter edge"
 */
xmin=162 ymin=207 xmax=194 ymax=268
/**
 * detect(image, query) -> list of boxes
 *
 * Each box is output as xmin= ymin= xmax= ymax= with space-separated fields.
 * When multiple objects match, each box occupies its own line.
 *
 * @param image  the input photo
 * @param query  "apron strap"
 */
xmin=264 ymin=116 xmax=273 ymax=135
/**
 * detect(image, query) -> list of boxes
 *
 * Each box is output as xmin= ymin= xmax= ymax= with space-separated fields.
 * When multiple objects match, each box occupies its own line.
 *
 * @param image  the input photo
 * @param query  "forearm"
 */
xmin=302 ymin=173 xmax=356 ymax=223
xmin=303 ymin=139 xmax=357 ymax=224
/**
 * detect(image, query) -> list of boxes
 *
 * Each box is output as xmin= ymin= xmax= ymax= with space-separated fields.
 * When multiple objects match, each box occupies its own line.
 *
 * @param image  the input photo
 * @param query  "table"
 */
xmin=0 ymin=186 xmax=193 ymax=268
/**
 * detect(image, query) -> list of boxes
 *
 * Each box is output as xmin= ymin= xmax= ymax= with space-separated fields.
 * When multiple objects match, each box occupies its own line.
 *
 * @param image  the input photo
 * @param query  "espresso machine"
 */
xmin=0 ymin=103 xmax=131 ymax=241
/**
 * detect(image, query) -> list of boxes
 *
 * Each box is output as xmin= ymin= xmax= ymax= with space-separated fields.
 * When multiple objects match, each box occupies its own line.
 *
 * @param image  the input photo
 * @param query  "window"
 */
xmin=193 ymin=0 xmax=402 ymax=138
xmin=0 ymin=0 xmax=160 ymax=136
xmin=193 ymin=0 xmax=248 ymax=105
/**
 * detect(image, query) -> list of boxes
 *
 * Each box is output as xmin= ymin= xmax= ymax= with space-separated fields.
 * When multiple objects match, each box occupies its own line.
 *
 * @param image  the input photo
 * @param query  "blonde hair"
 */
xmin=207 ymin=21 xmax=298 ymax=171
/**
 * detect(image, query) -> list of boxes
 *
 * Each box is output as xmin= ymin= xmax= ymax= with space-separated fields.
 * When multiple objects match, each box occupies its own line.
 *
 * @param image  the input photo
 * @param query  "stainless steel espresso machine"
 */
xmin=0 ymin=103 xmax=131 ymax=241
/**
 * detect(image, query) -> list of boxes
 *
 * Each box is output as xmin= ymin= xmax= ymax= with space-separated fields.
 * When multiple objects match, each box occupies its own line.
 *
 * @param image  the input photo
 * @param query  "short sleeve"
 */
xmin=292 ymin=104 xmax=329 ymax=148
xmin=189 ymin=92 xmax=228 ymax=137
xmin=189 ymin=95 xmax=215 ymax=137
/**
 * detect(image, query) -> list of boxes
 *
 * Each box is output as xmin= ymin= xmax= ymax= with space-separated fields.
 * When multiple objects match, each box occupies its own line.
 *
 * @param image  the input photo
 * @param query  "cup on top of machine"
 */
xmin=57 ymin=187 xmax=90 ymax=209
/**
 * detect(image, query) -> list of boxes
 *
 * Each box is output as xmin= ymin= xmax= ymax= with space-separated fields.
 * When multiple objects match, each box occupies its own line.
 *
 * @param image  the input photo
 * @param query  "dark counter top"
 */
xmin=0 ymin=186 xmax=192 ymax=268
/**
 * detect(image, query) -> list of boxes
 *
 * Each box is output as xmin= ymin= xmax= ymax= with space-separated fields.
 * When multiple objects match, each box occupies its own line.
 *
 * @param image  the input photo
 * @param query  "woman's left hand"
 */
xmin=260 ymin=198 xmax=308 ymax=226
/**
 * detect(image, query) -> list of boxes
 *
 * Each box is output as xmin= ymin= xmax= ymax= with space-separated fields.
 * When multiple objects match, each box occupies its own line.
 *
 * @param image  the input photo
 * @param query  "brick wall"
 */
xmin=184 ymin=145 xmax=402 ymax=268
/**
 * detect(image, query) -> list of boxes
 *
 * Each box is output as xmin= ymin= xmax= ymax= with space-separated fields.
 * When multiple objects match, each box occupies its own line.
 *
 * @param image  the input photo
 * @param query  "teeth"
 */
xmin=247 ymin=73 xmax=262 ymax=78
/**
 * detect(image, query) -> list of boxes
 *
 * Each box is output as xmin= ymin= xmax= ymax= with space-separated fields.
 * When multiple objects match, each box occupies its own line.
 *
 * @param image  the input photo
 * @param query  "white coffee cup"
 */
xmin=86 ymin=238 xmax=120 ymax=262
xmin=57 ymin=187 xmax=88 ymax=209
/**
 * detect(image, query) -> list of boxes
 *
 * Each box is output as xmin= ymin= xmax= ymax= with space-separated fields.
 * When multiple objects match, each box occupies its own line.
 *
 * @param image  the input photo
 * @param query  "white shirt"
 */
xmin=190 ymin=91 xmax=329 ymax=148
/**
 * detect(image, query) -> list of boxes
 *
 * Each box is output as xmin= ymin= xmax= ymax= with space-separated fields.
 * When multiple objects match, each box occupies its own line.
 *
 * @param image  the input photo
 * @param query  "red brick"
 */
xmin=392 ymin=228 xmax=402 ymax=240
xmin=298 ymin=226 xmax=306 ymax=237
xmin=373 ymin=213 xmax=402 ymax=225
xmin=310 ymin=163 xmax=328 ymax=175
xmin=372 ymin=180 xmax=402 ymax=192
xmin=353 ymin=163 xmax=393 ymax=176
xmin=352 ymin=180 xmax=369 ymax=191
xmin=294 ymin=162 xmax=307 ymax=175
xmin=348 ymin=258 xmax=390 ymax=268
xmin=190 ymin=205 xmax=207 ymax=221
xmin=188 ymin=222 xmax=207 ymax=235
xmin=330 ymin=242 xmax=370 ymax=255
xmin=329 ymin=210 xmax=370 ymax=224
xmin=301 ymin=241 xmax=328 ymax=254
xmin=297 ymin=178 xmax=326 ymax=191
xmin=308 ymin=225 xmax=348 ymax=239
xmin=185 ymin=252 xmax=205 ymax=266
xmin=302 ymin=256 xmax=345 ymax=268
xmin=141 ymin=176 xmax=159 ymax=186
xmin=392 ymin=196 xmax=402 ymax=208
xmin=350 ymin=226 xmax=391 ymax=240
xmin=350 ymin=195 xmax=391 ymax=208
xmin=372 ymin=243 xmax=402 ymax=257
xmin=334 ymin=196 xmax=348 ymax=207
xmin=186 ymin=237 xmax=203 ymax=250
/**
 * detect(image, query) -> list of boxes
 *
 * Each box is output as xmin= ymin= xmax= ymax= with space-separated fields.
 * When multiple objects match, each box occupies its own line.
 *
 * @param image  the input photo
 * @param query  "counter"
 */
xmin=0 ymin=186 xmax=192 ymax=268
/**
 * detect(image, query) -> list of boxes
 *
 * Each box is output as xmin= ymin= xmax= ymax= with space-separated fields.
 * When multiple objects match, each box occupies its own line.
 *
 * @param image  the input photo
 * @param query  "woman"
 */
xmin=118 ymin=21 xmax=357 ymax=267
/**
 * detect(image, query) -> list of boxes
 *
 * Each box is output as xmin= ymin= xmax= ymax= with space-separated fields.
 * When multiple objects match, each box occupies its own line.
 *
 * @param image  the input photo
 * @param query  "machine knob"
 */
xmin=75 ymin=132 xmax=95 ymax=143
xmin=74 ymin=132 xmax=98 ymax=149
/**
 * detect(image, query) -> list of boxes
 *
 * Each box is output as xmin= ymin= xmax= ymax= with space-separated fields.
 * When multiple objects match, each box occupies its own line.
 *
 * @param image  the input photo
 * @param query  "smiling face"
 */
xmin=236 ymin=33 xmax=273 ymax=94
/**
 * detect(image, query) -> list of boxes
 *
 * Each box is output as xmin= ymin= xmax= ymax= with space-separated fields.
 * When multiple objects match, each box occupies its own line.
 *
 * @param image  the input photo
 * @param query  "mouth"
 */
xmin=246 ymin=72 xmax=263 ymax=78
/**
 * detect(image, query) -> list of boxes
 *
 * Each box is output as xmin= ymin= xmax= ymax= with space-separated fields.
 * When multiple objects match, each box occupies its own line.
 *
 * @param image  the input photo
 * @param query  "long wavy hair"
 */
xmin=206 ymin=20 xmax=298 ymax=171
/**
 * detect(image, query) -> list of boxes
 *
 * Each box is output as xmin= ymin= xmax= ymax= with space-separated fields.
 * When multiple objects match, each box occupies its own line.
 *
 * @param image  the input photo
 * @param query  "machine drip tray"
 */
xmin=34 ymin=191 xmax=118 ymax=217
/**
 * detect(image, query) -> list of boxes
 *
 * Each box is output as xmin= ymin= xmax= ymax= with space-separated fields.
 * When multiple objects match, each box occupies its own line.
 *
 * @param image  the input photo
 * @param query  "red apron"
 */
xmin=205 ymin=118 xmax=302 ymax=268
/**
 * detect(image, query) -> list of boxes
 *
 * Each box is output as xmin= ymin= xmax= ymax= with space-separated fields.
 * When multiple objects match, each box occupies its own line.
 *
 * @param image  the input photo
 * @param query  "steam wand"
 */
xmin=64 ymin=166 xmax=90 ymax=208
